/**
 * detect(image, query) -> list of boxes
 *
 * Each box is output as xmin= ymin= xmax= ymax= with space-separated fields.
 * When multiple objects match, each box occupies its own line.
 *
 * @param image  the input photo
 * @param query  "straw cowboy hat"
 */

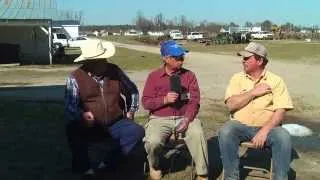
xmin=74 ymin=39 xmax=116 ymax=62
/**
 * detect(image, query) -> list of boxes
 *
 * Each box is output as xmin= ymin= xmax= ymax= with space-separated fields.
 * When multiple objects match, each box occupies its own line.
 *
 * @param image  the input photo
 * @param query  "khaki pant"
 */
xmin=144 ymin=116 xmax=208 ymax=175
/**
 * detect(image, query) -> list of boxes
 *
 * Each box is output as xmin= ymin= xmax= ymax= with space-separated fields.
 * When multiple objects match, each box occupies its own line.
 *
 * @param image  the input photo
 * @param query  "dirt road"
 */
xmin=114 ymin=42 xmax=320 ymax=108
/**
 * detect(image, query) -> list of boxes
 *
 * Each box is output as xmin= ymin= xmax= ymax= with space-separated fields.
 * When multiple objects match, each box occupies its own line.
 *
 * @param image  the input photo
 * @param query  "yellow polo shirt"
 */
xmin=225 ymin=71 xmax=293 ymax=127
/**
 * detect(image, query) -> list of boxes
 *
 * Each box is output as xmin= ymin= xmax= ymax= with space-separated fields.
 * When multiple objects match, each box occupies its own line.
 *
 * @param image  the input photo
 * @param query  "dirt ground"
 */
xmin=0 ymin=42 xmax=319 ymax=179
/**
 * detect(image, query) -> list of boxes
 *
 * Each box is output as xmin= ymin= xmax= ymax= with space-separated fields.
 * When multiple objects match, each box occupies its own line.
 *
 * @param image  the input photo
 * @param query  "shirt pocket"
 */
xmin=154 ymin=86 xmax=169 ymax=97
xmin=253 ymin=93 xmax=273 ymax=110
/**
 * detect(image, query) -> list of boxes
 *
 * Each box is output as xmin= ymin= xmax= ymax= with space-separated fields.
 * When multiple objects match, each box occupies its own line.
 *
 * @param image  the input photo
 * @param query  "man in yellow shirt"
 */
xmin=219 ymin=42 xmax=293 ymax=180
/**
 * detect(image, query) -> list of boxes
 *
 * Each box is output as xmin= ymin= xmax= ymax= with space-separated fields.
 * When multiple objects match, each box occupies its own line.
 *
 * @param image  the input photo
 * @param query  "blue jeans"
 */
xmin=66 ymin=118 xmax=145 ymax=173
xmin=108 ymin=119 xmax=145 ymax=155
xmin=218 ymin=120 xmax=291 ymax=180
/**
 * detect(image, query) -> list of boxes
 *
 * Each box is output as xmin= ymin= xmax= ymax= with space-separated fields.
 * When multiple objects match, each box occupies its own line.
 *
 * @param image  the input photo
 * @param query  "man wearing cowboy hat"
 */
xmin=219 ymin=42 xmax=293 ymax=180
xmin=65 ymin=39 xmax=144 ymax=178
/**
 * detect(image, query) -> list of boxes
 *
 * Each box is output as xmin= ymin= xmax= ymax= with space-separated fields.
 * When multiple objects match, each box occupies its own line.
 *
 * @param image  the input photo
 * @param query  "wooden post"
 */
xmin=48 ymin=20 xmax=52 ymax=65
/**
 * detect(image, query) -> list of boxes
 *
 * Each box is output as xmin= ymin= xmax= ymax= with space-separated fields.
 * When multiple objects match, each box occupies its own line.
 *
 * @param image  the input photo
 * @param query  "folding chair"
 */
xmin=144 ymin=131 xmax=196 ymax=180
xmin=221 ymin=141 xmax=273 ymax=180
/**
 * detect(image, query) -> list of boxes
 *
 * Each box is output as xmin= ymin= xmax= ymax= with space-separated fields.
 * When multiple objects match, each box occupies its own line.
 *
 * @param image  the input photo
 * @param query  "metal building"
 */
xmin=0 ymin=0 xmax=80 ymax=64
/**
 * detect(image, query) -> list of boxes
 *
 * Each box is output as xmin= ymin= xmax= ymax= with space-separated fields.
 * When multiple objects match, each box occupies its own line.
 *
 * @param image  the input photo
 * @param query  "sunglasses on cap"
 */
xmin=171 ymin=56 xmax=184 ymax=61
xmin=243 ymin=56 xmax=253 ymax=61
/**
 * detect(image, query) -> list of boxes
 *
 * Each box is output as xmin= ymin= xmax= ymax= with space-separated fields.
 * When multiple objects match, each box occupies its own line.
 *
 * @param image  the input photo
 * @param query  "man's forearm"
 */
xmin=262 ymin=109 xmax=286 ymax=131
xmin=226 ymin=91 xmax=255 ymax=112
xmin=184 ymin=103 xmax=199 ymax=122
xmin=142 ymin=96 xmax=167 ymax=111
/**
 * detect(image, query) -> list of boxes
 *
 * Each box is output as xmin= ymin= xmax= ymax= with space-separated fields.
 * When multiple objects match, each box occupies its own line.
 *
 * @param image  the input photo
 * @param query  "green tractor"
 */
xmin=214 ymin=32 xmax=251 ymax=45
xmin=214 ymin=32 xmax=232 ymax=44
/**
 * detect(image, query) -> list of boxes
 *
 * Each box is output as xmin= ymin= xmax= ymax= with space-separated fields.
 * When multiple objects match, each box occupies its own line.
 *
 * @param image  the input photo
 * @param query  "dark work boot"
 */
xmin=121 ymin=141 xmax=147 ymax=180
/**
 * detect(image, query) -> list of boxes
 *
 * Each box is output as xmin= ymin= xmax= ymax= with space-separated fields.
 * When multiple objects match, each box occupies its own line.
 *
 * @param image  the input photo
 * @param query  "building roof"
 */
xmin=0 ymin=0 xmax=80 ymax=22
xmin=53 ymin=20 xmax=80 ymax=27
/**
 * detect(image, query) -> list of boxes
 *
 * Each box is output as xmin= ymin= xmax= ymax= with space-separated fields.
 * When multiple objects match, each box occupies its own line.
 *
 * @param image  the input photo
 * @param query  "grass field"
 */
xmin=101 ymin=36 xmax=320 ymax=63
xmin=0 ymin=47 xmax=161 ymax=86
xmin=109 ymin=46 xmax=161 ymax=70
xmin=0 ymin=100 xmax=75 ymax=180
xmin=1 ymin=41 xmax=319 ymax=180
xmin=64 ymin=46 xmax=161 ymax=70
xmin=183 ymin=40 xmax=320 ymax=63
xmin=0 ymin=96 xmax=317 ymax=180
xmin=0 ymin=98 xmax=226 ymax=180
xmin=102 ymin=35 xmax=144 ymax=45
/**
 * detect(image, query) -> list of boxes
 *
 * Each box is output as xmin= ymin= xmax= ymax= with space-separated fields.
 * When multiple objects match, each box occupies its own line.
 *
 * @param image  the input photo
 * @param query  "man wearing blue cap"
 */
xmin=142 ymin=40 xmax=209 ymax=180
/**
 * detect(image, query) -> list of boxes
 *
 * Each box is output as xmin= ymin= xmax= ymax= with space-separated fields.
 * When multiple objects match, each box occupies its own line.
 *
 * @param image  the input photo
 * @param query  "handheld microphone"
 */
xmin=170 ymin=74 xmax=181 ymax=94
xmin=170 ymin=74 xmax=182 ymax=109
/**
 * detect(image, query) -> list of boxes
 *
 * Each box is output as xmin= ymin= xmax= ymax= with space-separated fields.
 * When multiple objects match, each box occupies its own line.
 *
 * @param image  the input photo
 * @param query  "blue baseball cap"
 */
xmin=160 ymin=40 xmax=188 ymax=57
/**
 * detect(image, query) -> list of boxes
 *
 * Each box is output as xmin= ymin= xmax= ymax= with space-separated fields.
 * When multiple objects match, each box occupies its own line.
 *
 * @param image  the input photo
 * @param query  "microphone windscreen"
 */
xmin=170 ymin=74 xmax=181 ymax=93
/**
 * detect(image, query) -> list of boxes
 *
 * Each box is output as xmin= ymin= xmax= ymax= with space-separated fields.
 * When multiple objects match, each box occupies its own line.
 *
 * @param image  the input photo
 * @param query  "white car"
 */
xmin=68 ymin=36 xmax=90 ymax=47
xmin=169 ymin=30 xmax=184 ymax=40
xmin=187 ymin=32 xmax=203 ymax=40
xmin=251 ymin=31 xmax=274 ymax=40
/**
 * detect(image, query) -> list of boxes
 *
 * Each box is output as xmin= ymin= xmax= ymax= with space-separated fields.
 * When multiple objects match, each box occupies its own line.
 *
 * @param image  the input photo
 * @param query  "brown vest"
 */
xmin=72 ymin=68 xmax=123 ymax=126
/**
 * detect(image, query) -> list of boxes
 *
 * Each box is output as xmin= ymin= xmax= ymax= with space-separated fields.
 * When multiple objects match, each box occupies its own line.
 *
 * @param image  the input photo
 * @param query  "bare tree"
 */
xmin=135 ymin=11 xmax=153 ymax=34
xmin=261 ymin=20 xmax=273 ymax=31
xmin=199 ymin=20 xmax=207 ymax=31
xmin=244 ymin=21 xmax=253 ymax=27
xmin=4 ymin=0 xmax=11 ymax=6
xmin=179 ymin=15 xmax=193 ymax=34
xmin=78 ymin=10 xmax=84 ymax=25
xmin=154 ymin=13 xmax=166 ymax=31
xmin=229 ymin=22 xmax=239 ymax=27
xmin=206 ymin=22 xmax=223 ymax=33
xmin=254 ymin=22 xmax=261 ymax=27
xmin=281 ymin=22 xmax=294 ymax=32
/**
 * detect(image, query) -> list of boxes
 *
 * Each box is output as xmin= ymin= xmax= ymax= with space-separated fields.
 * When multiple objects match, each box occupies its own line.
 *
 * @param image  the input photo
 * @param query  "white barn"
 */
xmin=0 ymin=19 xmax=52 ymax=64
xmin=0 ymin=0 xmax=80 ymax=65
xmin=53 ymin=20 xmax=80 ymax=38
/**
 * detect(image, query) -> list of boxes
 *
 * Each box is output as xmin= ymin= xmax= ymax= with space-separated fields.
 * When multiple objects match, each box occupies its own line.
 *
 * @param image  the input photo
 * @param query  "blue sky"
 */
xmin=57 ymin=0 xmax=320 ymax=26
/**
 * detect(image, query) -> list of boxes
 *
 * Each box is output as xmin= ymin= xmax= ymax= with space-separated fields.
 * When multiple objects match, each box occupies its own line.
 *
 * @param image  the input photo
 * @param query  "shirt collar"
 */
xmin=244 ymin=70 xmax=268 ymax=82
xmin=159 ymin=66 xmax=183 ymax=77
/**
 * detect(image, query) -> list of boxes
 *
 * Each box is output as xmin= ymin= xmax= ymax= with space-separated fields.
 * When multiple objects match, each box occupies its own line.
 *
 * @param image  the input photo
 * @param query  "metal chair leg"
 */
xmin=270 ymin=158 xmax=273 ymax=180
xmin=221 ymin=169 xmax=224 ymax=180
xmin=190 ymin=158 xmax=195 ymax=180
xmin=168 ymin=153 xmax=177 ymax=180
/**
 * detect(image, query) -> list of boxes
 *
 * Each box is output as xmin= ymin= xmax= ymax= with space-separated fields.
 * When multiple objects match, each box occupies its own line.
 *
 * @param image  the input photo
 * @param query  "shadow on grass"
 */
xmin=0 ymin=84 xmax=318 ymax=180
xmin=0 ymin=85 xmax=77 ymax=180
xmin=207 ymin=136 xmax=299 ymax=180
xmin=0 ymin=82 xmax=32 ymax=86
xmin=207 ymin=136 xmax=223 ymax=180
xmin=240 ymin=148 xmax=299 ymax=180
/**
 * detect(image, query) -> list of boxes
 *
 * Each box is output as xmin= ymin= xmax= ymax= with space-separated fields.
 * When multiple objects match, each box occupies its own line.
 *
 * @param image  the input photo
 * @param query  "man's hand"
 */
xmin=126 ymin=111 xmax=135 ymax=120
xmin=250 ymin=83 xmax=272 ymax=98
xmin=251 ymin=128 xmax=270 ymax=148
xmin=164 ymin=92 xmax=179 ymax=104
xmin=175 ymin=118 xmax=189 ymax=133
xmin=83 ymin=111 xmax=94 ymax=124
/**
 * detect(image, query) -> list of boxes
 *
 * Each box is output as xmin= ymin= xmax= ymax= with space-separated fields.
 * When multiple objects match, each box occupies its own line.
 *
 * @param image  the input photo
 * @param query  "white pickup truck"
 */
xmin=169 ymin=30 xmax=184 ymax=40
xmin=187 ymin=32 xmax=203 ymax=40
xmin=52 ymin=33 xmax=69 ymax=47
xmin=251 ymin=31 xmax=274 ymax=40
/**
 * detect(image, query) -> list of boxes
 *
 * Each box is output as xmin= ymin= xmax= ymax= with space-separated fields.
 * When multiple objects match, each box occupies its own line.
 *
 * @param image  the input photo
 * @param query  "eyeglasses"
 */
xmin=243 ymin=56 xmax=252 ymax=61
xmin=171 ymin=56 xmax=184 ymax=61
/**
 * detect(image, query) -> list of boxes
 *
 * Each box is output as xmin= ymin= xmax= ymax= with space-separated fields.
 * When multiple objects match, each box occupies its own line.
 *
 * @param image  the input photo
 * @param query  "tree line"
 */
xmin=80 ymin=11 xmax=319 ymax=36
